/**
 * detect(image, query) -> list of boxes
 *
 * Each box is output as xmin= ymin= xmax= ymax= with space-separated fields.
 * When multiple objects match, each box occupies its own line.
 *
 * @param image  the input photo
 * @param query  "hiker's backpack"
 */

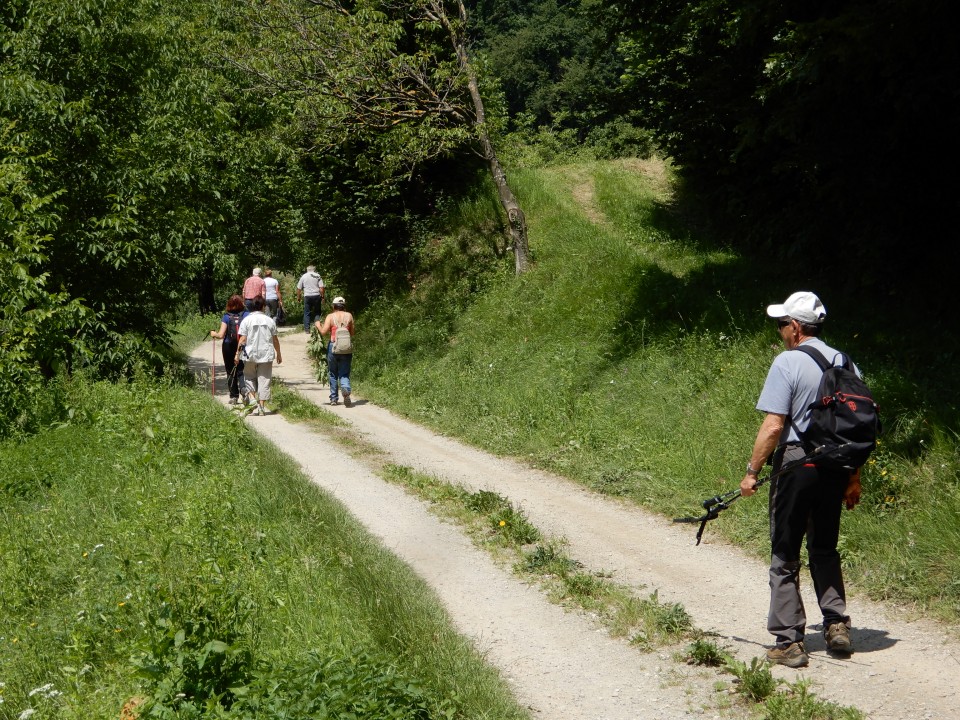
xmin=332 ymin=315 xmax=353 ymax=354
xmin=224 ymin=312 xmax=242 ymax=346
xmin=793 ymin=345 xmax=881 ymax=470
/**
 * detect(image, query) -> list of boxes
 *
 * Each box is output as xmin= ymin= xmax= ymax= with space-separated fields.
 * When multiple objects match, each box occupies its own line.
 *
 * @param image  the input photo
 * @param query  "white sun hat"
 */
xmin=766 ymin=291 xmax=826 ymax=324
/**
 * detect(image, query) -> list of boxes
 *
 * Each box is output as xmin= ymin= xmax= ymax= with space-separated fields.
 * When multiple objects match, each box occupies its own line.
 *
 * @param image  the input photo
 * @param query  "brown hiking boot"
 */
xmin=766 ymin=641 xmax=809 ymax=668
xmin=824 ymin=622 xmax=853 ymax=653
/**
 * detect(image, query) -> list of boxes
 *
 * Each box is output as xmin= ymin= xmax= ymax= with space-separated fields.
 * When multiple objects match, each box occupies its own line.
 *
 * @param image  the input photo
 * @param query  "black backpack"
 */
xmin=224 ymin=312 xmax=242 ymax=346
xmin=793 ymin=345 xmax=881 ymax=470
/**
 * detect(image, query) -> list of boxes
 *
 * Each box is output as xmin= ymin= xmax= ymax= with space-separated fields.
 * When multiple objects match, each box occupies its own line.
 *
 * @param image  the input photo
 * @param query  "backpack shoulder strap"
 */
xmin=787 ymin=345 xmax=831 ymax=447
xmin=792 ymin=344 xmax=831 ymax=371
xmin=794 ymin=344 xmax=853 ymax=371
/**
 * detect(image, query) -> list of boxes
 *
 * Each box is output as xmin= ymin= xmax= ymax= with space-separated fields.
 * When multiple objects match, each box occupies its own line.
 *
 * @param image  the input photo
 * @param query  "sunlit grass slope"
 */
xmin=360 ymin=158 xmax=960 ymax=623
xmin=0 ymin=377 xmax=529 ymax=718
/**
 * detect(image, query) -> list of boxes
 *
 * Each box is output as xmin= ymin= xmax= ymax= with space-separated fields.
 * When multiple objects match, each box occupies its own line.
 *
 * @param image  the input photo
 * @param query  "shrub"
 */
xmin=233 ymin=648 xmax=456 ymax=719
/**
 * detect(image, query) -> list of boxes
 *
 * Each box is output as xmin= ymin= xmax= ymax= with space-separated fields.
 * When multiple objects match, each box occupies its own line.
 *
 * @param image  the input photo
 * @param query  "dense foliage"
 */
xmin=0 ymin=128 xmax=87 ymax=436
xmin=616 ymin=0 xmax=959 ymax=291
xmin=0 ymin=0 xmax=485 ymax=438
xmin=1 ymin=0 xmax=298 ymax=389
xmin=4 ymin=0 xmax=958 ymax=440
xmin=467 ymin=0 xmax=652 ymax=157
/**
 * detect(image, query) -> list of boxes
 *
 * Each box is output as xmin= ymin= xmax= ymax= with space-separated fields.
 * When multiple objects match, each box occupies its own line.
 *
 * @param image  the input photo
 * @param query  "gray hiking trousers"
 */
xmin=767 ymin=444 xmax=851 ymax=645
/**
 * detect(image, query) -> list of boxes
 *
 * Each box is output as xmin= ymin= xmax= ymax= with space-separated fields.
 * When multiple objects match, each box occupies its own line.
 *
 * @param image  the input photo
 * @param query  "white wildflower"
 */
xmin=18 ymin=709 xmax=36 ymax=719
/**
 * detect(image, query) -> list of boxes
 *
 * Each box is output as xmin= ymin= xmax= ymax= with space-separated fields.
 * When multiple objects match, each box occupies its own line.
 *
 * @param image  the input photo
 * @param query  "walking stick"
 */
xmin=673 ymin=443 xmax=849 ymax=545
xmin=212 ymin=335 xmax=216 ymax=397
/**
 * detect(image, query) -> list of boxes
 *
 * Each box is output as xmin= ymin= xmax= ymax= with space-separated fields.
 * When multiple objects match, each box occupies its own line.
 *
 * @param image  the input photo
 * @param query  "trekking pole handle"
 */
xmin=703 ymin=488 xmax=741 ymax=510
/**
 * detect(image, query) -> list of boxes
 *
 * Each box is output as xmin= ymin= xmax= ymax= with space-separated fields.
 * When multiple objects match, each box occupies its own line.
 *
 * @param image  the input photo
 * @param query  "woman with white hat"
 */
xmin=315 ymin=296 xmax=355 ymax=406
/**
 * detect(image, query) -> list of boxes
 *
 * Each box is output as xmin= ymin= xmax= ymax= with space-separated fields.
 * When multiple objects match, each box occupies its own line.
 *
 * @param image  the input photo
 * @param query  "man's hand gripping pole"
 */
xmin=672 ymin=444 xmax=846 ymax=545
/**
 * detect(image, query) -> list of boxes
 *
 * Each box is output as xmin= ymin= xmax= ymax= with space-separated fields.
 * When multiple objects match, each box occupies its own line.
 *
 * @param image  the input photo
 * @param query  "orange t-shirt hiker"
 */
xmin=315 ymin=296 xmax=355 ymax=407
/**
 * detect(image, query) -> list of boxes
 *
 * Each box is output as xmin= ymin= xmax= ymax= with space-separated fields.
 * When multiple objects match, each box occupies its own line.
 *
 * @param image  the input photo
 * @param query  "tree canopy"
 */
xmin=615 ymin=0 xmax=959 ymax=290
xmin=3 ymin=0 xmax=958 ymax=437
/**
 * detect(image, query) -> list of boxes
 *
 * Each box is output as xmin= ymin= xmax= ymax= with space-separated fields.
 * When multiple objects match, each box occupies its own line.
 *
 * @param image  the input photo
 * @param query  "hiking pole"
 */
xmin=673 ymin=443 xmax=850 ymax=545
xmin=212 ymin=336 xmax=216 ymax=398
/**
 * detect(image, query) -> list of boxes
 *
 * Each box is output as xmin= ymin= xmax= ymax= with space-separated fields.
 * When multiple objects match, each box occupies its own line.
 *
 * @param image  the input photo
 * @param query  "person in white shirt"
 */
xmin=236 ymin=297 xmax=282 ymax=416
xmin=263 ymin=269 xmax=282 ymax=319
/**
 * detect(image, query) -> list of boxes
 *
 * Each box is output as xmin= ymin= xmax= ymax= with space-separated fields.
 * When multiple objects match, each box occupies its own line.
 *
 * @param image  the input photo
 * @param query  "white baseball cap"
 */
xmin=766 ymin=291 xmax=826 ymax=324
xmin=332 ymin=296 xmax=346 ymax=306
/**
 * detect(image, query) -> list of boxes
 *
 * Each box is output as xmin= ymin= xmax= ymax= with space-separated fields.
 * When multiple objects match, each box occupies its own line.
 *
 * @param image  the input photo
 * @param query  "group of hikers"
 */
xmin=210 ymin=265 xmax=356 ymax=416
xmin=212 ymin=283 xmax=874 ymax=669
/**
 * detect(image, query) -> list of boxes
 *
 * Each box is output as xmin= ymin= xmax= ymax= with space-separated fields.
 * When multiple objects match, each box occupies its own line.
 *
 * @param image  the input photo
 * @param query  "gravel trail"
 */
xmin=191 ymin=332 xmax=959 ymax=719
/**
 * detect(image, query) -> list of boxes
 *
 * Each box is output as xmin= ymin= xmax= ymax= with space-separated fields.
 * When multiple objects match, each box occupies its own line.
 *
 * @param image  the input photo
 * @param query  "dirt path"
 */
xmin=193 ymin=332 xmax=958 ymax=719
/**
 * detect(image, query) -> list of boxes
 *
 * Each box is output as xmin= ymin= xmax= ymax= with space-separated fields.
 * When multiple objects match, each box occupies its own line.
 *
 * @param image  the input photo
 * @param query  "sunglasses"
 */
xmin=777 ymin=318 xmax=793 ymax=328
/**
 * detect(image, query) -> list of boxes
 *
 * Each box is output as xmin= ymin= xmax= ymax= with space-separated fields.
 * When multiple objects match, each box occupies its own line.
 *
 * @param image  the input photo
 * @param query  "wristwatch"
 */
xmin=746 ymin=463 xmax=760 ymax=477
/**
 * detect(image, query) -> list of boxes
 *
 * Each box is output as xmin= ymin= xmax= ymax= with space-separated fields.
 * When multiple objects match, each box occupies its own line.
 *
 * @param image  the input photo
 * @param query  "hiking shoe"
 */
xmin=343 ymin=391 xmax=352 ymax=407
xmin=256 ymin=405 xmax=265 ymax=416
xmin=766 ymin=642 xmax=809 ymax=668
xmin=824 ymin=623 xmax=852 ymax=653
xmin=329 ymin=398 xmax=339 ymax=406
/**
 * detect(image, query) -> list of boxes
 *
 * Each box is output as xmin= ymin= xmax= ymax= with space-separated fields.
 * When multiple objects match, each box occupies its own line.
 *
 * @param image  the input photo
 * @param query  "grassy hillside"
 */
xmin=359 ymin=157 xmax=960 ymax=623
xmin=0 ymin=376 xmax=529 ymax=718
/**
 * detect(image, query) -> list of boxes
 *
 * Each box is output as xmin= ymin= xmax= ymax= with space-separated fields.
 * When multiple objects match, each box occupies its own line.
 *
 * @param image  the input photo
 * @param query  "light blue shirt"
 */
xmin=756 ymin=338 xmax=860 ymax=444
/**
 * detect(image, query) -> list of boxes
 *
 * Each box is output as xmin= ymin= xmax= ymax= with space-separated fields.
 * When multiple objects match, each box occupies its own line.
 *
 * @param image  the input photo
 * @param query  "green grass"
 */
xmin=680 ymin=640 xmax=865 ymax=718
xmin=358 ymin=158 xmax=960 ymax=623
xmin=0 ymin=376 xmax=529 ymax=719
xmin=379 ymin=464 xmax=695 ymax=650
xmin=378 ymin=465 xmax=864 ymax=718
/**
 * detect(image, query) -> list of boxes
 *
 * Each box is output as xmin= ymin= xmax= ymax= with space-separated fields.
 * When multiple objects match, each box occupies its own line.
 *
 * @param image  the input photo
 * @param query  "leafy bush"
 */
xmin=725 ymin=657 xmax=778 ymax=702
xmin=0 ymin=129 xmax=88 ymax=439
xmin=135 ymin=582 xmax=255 ymax=715
xmin=465 ymin=489 xmax=509 ymax=514
xmin=490 ymin=505 xmax=541 ymax=545
xmin=233 ymin=648 xmax=456 ymax=719
xmin=684 ymin=638 xmax=727 ymax=667
xmin=764 ymin=679 xmax=866 ymax=720
xmin=522 ymin=541 xmax=579 ymax=576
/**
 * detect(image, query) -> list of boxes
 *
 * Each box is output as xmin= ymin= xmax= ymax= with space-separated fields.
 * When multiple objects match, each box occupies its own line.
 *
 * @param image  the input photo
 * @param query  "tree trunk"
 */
xmin=442 ymin=0 xmax=531 ymax=274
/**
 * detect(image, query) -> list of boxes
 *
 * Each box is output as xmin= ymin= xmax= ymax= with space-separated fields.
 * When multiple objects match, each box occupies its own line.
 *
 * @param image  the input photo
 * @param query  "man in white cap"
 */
xmin=740 ymin=291 xmax=862 ymax=668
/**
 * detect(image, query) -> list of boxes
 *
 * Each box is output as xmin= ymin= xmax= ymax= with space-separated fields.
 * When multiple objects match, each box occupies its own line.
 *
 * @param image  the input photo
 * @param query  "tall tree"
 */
xmin=235 ymin=0 xmax=531 ymax=273
xmin=615 ymin=0 xmax=960 ymax=286
xmin=1 ymin=0 xmax=317 ymax=378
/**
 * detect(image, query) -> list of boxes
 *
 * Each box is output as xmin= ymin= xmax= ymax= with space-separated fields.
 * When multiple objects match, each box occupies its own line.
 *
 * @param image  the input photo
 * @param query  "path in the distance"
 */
xmin=194 ymin=331 xmax=958 ymax=719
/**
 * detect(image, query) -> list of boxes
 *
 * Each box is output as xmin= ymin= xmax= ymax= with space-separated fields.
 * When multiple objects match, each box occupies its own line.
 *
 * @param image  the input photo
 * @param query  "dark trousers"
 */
xmin=303 ymin=295 xmax=322 ymax=331
xmin=767 ymin=447 xmax=850 ymax=645
xmin=222 ymin=343 xmax=245 ymax=399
